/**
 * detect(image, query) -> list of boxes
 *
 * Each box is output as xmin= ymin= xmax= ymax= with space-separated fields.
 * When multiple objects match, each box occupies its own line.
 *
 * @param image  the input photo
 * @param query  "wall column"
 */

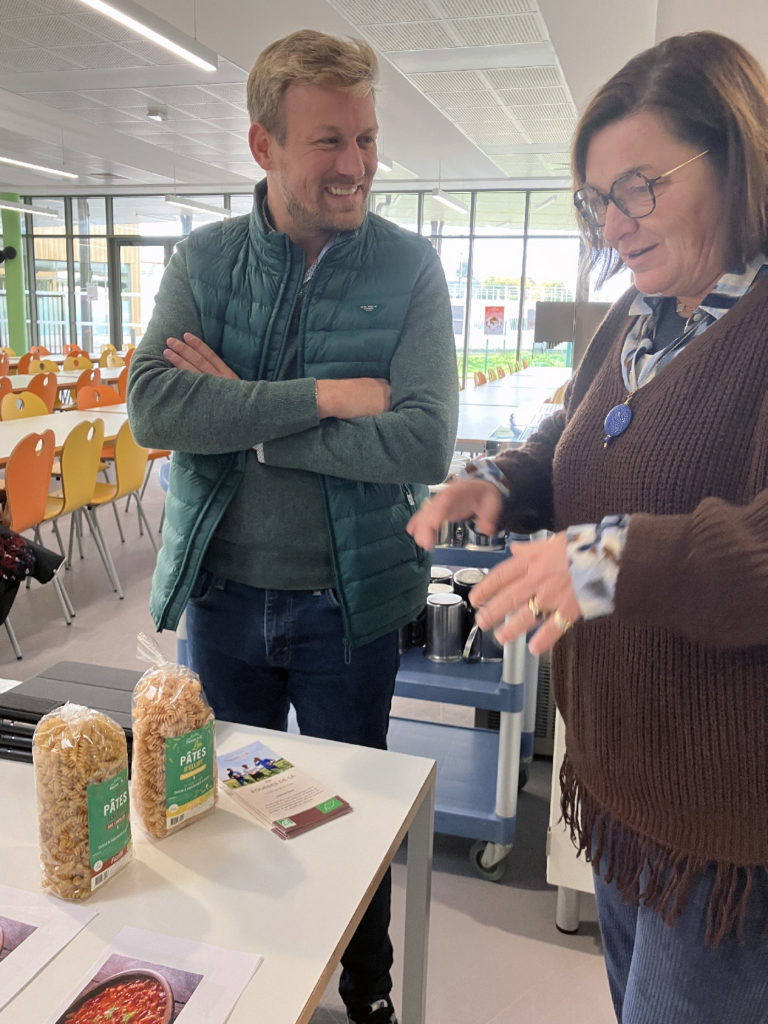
xmin=1 ymin=193 xmax=28 ymax=353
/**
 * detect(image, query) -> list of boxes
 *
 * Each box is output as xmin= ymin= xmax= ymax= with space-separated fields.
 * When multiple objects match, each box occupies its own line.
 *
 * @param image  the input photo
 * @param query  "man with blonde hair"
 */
xmin=129 ymin=27 xmax=458 ymax=1024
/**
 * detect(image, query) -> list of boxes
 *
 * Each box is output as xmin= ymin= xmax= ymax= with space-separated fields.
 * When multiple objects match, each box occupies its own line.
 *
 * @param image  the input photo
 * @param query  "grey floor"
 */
xmin=2 ymin=471 xmax=616 ymax=1024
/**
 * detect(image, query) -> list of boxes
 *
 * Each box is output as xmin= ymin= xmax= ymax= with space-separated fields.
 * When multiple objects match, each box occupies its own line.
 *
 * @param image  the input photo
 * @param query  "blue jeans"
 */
xmin=593 ymin=857 xmax=768 ymax=1023
xmin=185 ymin=571 xmax=400 ymax=1014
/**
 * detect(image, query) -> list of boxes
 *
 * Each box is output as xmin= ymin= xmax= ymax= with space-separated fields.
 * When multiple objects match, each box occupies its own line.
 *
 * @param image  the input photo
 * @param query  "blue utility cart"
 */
xmin=387 ymin=542 xmax=540 ymax=881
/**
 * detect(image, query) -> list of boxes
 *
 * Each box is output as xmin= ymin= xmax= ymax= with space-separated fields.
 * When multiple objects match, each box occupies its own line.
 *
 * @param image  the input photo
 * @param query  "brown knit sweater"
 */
xmin=494 ymin=276 xmax=768 ymax=943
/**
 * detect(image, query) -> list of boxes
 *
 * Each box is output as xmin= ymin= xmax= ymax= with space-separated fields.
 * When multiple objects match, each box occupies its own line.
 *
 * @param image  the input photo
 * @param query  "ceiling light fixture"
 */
xmin=0 ymin=198 xmax=59 ymax=218
xmin=164 ymin=195 xmax=230 ymax=218
xmin=146 ymin=106 xmax=167 ymax=122
xmin=75 ymin=0 xmax=218 ymax=71
xmin=377 ymin=153 xmax=393 ymax=172
xmin=431 ymin=187 xmax=468 ymax=215
xmin=0 ymin=156 xmax=78 ymax=180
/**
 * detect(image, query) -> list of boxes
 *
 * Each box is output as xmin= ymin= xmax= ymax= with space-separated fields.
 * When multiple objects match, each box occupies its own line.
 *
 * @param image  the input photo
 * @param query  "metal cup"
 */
xmin=430 ymin=565 xmax=454 ymax=586
xmin=463 ymin=523 xmax=507 ymax=551
xmin=425 ymin=592 xmax=466 ymax=662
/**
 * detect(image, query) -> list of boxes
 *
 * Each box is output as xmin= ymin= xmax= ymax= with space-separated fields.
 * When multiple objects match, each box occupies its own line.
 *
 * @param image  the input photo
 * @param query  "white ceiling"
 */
xmin=0 ymin=0 xmax=766 ymax=197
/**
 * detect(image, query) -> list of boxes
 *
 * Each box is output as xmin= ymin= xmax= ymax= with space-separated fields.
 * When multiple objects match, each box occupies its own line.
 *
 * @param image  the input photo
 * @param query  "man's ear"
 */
xmin=249 ymin=122 xmax=275 ymax=170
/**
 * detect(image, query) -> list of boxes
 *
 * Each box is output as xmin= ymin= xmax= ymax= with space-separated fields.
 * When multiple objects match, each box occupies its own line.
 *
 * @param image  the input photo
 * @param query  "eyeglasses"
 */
xmin=573 ymin=150 xmax=709 ymax=228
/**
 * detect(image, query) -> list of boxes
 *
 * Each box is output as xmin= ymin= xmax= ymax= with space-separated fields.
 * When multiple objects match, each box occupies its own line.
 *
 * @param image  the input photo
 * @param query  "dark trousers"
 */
xmin=186 ymin=571 xmax=400 ymax=1013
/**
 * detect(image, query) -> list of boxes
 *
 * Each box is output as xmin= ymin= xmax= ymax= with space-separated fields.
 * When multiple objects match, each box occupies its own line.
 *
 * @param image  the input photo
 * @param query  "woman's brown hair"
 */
xmin=572 ymin=31 xmax=768 ymax=283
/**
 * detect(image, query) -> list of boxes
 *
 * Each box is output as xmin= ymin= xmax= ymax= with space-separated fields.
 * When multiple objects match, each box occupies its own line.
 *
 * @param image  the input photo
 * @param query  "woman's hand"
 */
xmin=470 ymin=531 xmax=581 ymax=654
xmin=164 ymin=332 xmax=240 ymax=379
xmin=407 ymin=477 xmax=503 ymax=551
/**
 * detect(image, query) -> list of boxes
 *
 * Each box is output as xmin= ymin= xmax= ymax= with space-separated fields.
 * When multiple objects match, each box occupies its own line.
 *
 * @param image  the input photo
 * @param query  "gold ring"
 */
xmin=552 ymin=610 xmax=573 ymax=634
xmin=528 ymin=596 xmax=543 ymax=619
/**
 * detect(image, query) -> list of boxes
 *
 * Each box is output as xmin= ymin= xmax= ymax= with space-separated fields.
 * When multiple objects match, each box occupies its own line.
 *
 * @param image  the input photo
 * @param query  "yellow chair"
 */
xmin=0 ymin=346 xmax=15 ymax=356
xmin=28 ymin=358 xmax=59 ymax=374
xmin=62 ymin=354 xmax=93 ymax=371
xmin=86 ymin=421 xmax=157 ymax=599
xmin=42 ymin=419 xmax=119 ymax=592
xmin=27 ymin=372 xmax=58 ymax=413
xmin=100 ymin=349 xmax=125 ymax=368
xmin=3 ymin=430 xmax=74 ymax=632
xmin=1 ymin=391 xmax=49 ymax=420
xmin=487 ymin=368 xmax=497 ymax=382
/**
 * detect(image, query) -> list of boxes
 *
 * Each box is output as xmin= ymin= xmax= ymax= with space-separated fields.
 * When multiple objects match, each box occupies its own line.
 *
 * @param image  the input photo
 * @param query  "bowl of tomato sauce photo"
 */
xmin=56 ymin=968 xmax=173 ymax=1024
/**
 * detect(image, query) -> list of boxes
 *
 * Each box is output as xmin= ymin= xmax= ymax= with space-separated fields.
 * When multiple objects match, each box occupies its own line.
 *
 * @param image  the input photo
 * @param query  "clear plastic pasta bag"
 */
xmin=32 ymin=702 xmax=132 ymax=900
xmin=131 ymin=632 xmax=217 ymax=838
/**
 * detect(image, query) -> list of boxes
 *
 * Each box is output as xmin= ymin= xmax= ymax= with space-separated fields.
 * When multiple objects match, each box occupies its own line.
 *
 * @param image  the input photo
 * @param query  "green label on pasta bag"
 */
xmin=164 ymin=722 xmax=215 ymax=827
xmin=86 ymin=768 xmax=131 ymax=879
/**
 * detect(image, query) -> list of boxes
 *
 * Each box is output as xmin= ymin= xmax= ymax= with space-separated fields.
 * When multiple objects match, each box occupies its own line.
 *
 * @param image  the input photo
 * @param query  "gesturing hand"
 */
xmin=406 ymin=477 xmax=502 ymax=551
xmin=164 ymin=332 xmax=240 ymax=379
xmin=470 ymin=531 xmax=581 ymax=654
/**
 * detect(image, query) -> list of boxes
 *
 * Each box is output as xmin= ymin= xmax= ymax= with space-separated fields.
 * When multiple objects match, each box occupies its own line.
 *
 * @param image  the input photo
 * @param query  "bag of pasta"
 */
xmin=131 ymin=632 xmax=217 ymax=838
xmin=33 ymin=702 xmax=132 ymax=900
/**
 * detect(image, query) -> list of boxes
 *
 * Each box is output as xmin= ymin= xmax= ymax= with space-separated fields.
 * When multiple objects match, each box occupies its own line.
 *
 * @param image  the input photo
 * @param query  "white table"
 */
xmin=8 ymin=367 xmax=123 ymax=392
xmin=0 ymin=721 xmax=435 ymax=1024
xmin=0 ymin=406 xmax=128 ymax=464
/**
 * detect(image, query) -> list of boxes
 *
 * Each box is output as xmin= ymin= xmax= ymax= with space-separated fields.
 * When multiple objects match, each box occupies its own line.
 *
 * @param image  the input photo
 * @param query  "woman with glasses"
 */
xmin=408 ymin=30 xmax=768 ymax=1024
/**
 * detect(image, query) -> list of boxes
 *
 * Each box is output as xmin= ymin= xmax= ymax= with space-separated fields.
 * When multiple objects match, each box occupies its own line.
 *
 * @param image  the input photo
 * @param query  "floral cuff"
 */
xmin=460 ymin=458 xmax=511 ymax=499
xmin=566 ymin=514 xmax=630 ymax=620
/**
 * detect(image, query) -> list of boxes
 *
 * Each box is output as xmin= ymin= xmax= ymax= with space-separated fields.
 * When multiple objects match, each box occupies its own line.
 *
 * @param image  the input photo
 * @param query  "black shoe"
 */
xmin=345 ymin=997 xmax=398 ymax=1024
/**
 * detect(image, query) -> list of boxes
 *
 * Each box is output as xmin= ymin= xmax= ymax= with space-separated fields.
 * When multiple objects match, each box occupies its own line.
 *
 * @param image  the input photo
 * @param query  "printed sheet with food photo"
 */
xmin=43 ymin=926 xmax=262 ymax=1024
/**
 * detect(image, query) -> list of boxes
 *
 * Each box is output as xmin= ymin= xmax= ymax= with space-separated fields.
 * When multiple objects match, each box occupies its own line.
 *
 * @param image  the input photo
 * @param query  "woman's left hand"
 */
xmin=470 ymin=531 xmax=582 ymax=654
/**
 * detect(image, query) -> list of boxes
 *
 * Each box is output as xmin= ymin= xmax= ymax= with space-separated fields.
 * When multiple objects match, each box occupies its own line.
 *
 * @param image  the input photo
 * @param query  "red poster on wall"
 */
xmin=484 ymin=306 xmax=504 ymax=335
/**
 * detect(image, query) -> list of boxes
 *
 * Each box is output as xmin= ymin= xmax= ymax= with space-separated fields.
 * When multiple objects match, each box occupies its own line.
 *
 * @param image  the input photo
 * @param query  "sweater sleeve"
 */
xmin=488 ymin=407 xmax=565 ymax=533
xmin=256 ymin=251 xmax=459 ymax=484
xmin=127 ymin=244 xmax=319 ymax=454
xmin=616 ymin=490 xmax=768 ymax=647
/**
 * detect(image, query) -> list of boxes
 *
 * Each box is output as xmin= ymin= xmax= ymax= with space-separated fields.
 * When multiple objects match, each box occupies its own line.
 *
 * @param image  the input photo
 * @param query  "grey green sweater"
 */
xmin=128 ymin=185 xmax=458 ymax=628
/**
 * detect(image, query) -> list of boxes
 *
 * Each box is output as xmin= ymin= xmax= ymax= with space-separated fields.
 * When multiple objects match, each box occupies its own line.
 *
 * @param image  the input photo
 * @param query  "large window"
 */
xmin=15 ymin=186 xmax=585 ymax=367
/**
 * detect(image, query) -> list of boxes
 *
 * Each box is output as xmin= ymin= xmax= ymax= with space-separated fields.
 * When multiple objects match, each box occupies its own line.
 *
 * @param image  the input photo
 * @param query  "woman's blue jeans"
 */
xmin=593 ymin=856 xmax=768 ymax=1023
xmin=186 ymin=571 xmax=400 ymax=1015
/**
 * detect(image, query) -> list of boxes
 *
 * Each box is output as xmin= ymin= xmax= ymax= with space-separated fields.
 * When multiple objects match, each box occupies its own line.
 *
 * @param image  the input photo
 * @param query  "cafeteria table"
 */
xmin=7 ymin=367 xmax=122 ymax=393
xmin=0 ymin=707 xmax=436 ymax=1024
xmin=0 ymin=406 xmax=128 ymax=466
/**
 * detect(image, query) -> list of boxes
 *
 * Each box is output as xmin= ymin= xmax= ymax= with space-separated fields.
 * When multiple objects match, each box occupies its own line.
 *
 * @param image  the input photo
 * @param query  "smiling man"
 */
xmin=127 ymin=29 xmax=458 ymax=1024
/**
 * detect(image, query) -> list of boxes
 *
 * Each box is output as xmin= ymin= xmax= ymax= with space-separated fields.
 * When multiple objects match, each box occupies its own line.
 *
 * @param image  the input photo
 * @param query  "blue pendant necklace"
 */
xmin=603 ymin=300 xmax=701 ymax=449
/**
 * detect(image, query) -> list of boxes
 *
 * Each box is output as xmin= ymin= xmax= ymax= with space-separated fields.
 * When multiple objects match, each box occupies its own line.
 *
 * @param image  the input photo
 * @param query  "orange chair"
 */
xmin=117 ymin=365 xmax=128 ymax=401
xmin=75 ymin=367 xmax=102 ymax=394
xmin=27 ymin=372 xmax=58 ymax=413
xmin=76 ymin=382 xmax=123 ymax=476
xmin=0 ymin=377 xmax=12 ymax=404
xmin=3 ymin=430 xmax=74 ymax=633
xmin=123 ymin=346 xmax=135 ymax=367
xmin=77 ymin=384 xmax=123 ymax=411
xmin=0 ymin=353 xmax=9 ymax=376
xmin=29 ymin=345 xmax=51 ymax=358
xmin=473 ymin=371 xmax=487 ymax=387
xmin=63 ymin=344 xmax=85 ymax=356
xmin=62 ymin=354 xmax=93 ymax=371
xmin=1 ymin=391 xmax=49 ymax=420
xmin=16 ymin=352 xmax=34 ymax=374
